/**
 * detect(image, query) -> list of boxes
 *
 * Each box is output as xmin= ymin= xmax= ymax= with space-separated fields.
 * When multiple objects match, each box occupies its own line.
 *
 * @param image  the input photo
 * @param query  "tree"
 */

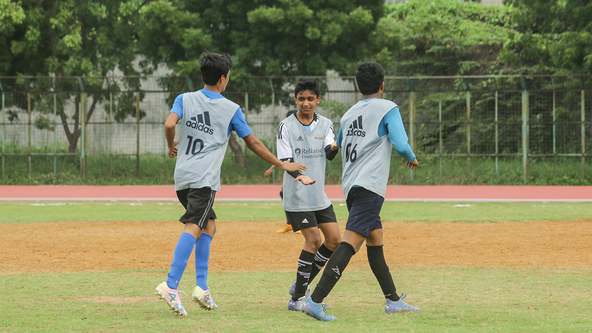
xmin=138 ymin=0 xmax=384 ymax=77
xmin=372 ymin=0 xmax=511 ymax=77
xmin=137 ymin=0 xmax=385 ymax=168
xmin=500 ymin=0 xmax=592 ymax=75
xmin=0 ymin=0 xmax=25 ymax=74
xmin=1 ymin=0 xmax=146 ymax=155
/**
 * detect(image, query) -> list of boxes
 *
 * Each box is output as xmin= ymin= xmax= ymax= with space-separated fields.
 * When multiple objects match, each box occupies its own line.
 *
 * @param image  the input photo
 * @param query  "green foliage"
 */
xmin=0 ymin=1 xmax=150 ymax=154
xmin=3 ymin=0 xmax=592 ymax=186
xmin=1 ymin=143 xmax=590 ymax=185
xmin=374 ymin=0 xmax=511 ymax=76
xmin=137 ymin=0 xmax=384 ymax=77
xmin=2 ymin=0 xmax=141 ymax=77
xmin=500 ymin=0 xmax=592 ymax=75
xmin=3 ymin=0 xmax=592 ymax=78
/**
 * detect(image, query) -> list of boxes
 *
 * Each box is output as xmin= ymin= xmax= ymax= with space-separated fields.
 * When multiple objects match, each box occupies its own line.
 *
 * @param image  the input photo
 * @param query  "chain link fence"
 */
xmin=1 ymin=75 xmax=590 ymax=184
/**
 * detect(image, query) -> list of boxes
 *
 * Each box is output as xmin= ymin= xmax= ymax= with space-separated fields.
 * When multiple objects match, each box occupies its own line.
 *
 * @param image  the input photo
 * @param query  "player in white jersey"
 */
xmin=302 ymin=62 xmax=421 ymax=321
xmin=155 ymin=53 xmax=306 ymax=317
xmin=277 ymin=79 xmax=342 ymax=311
xmin=264 ymin=110 xmax=300 ymax=234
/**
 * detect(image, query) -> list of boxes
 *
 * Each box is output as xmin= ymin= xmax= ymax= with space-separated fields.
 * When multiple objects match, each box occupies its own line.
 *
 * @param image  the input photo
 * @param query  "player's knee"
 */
xmin=204 ymin=219 xmax=216 ymax=236
xmin=305 ymin=234 xmax=323 ymax=251
xmin=325 ymin=235 xmax=341 ymax=251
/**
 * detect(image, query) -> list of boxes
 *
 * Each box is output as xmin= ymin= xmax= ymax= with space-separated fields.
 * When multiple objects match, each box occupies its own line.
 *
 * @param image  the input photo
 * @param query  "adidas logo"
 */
xmin=346 ymin=115 xmax=365 ymax=137
xmin=332 ymin=267 xmax=340 ymax=276
xmin=302 ymin=218 xmax=309 ymax=224
xmin=297 ymin=136 xmax=304 ymax=141
xmin=186 ymin=111 xmax=214 ymax=135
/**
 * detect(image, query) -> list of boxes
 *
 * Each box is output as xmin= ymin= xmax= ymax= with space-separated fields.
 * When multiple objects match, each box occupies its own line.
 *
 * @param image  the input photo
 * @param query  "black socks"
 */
xmin=293 ymin=250 xmax=315 ymax=300
xmin=310 ymin=242 xmax=356 ymax=303
xmin=367 ymin=245 xmax=399 ymax=301
xmin=309 ymin=244 xmax=333 ymax=284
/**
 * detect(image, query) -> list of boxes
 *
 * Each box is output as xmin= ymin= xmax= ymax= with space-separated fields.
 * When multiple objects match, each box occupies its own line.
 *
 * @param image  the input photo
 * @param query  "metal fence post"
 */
xmin=1 ymin=86 xmax=4 ymax=179
xmin=27 ymin=93 xmax=31 ymax=176
xmin=81 ymin=93 xmax=88 ymax=178
xmin=521 ymin=77 xmax=529 ymax=183
xmin=439 ymin=93 xmax=443 ymax=179
xmin=53 ymin=93 xmax=57 ymax=175
xmin=407 ymin=77 xmax=415 ymax=181
xmin=136 ymin=92 xmax=140 ymax=177
xmin=107 ymin=77 xmax=113 ymax=179
xmin=243 ymin=79 xmax=249 ymax=176
xmin=466 ymin=91 xmax=471 ymax=177
xmin=582 ymin=90 xmax=586 ymax=179
xmin=269 ymin=77 xmax=276 ymax=182
xmin=78 ymin=77 xmax=86 ymax=178
xmin=552 ymin=89 xmax=556 ymax=175
xmin=495 ymin=88 xmax=499 ymax=175
xmin=160 ymin=77 xmax=167 ymax=179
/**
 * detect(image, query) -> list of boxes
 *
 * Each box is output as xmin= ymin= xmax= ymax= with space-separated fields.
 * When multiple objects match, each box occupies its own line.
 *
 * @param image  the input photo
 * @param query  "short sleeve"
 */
xmin=228 ymin=107 xmax=252 ymax=137
xmin=276 ymin=121 xmax=292 ymax=160
xmin=170 ymin=94 xmax=184 ymax=118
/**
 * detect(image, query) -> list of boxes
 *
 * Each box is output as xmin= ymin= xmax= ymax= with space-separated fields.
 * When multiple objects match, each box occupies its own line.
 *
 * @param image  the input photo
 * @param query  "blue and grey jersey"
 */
xmin=340 ymin=99 xmax=397 ymax=199
xmin=280 ymin=114 xmax=333 ymax=212
xmin=174 ymin=90 xmax=239 ymax=192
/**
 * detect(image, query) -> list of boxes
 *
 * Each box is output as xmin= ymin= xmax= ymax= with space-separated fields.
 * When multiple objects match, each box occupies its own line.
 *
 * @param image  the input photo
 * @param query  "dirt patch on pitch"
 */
xmin=1 ymin=219 xmax=591 ymax=274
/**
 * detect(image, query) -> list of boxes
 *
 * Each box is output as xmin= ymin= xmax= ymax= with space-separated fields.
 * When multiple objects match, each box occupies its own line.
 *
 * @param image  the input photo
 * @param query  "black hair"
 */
xmin=355 ymin=62 xmax=384 ymax=95
xmin=199 ymin=53 xmax=234 ymax=86
xmin=294 ymin=78 xmax=321 ymax=97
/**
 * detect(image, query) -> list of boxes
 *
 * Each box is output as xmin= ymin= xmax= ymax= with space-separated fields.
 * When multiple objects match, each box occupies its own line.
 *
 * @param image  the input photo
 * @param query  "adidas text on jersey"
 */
xmin=186 ymin=112 xmax=215 ymax=135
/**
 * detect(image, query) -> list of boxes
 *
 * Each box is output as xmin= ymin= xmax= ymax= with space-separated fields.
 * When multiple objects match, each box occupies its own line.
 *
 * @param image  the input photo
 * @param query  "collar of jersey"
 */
xmin=294 ymin=112 xmax=318 ymax=126
xmin=200 ymin=89 xmax=224 ymax=100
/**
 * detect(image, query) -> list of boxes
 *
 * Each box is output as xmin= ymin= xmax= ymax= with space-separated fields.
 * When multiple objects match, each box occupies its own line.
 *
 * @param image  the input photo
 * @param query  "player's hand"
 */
xmin=294 ymin=175 xmax=316 ymax=185
xmin=167 ymin=139 xmax=179 ymax=158
xmin=330 ymin=141 xmax=339 ymax=151
xmin=281 ymin=161 xmax=306 ymax=173
xmin=263 ymin=165 xmax=276 ymax=178
xmin=402 ymin=158 xmax=418 ymax=170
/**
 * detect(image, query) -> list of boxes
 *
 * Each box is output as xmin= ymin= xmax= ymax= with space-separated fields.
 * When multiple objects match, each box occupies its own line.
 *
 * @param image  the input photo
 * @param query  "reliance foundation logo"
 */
xmin=346 ymin=115 xmax=365 ymax=137
xmin=186 ymin=112 xmax=214 ymax=135
xmin=294 ymin=147 xmax=324 ymax=159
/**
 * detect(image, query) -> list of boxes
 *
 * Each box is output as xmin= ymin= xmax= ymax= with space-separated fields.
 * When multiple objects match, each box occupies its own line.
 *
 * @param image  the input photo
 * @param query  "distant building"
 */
xmin=385 ymin=0 xmax=504 ymax=5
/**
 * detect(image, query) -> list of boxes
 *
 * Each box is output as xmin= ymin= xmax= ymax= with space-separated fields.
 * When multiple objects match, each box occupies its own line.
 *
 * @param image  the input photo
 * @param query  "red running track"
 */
xmin=0 ymin=185 xmax=590 ymax=202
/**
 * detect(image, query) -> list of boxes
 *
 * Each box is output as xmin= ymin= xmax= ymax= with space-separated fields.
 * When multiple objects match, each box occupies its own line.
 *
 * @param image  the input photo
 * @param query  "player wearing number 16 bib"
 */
xmin=156 ymin=53 xmax=306 ymax=317
xmin=302 ymin=62 xmax=421 ymax=322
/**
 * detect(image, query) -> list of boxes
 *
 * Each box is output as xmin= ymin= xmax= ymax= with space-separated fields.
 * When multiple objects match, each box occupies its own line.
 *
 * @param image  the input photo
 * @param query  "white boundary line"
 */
xmin=1 ymin=197 xmax=592 ymax=202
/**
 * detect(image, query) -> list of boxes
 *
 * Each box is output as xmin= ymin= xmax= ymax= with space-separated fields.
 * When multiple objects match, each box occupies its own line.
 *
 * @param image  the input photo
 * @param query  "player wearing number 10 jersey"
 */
xmin=156 ymin=53 xmax=306 ymax=317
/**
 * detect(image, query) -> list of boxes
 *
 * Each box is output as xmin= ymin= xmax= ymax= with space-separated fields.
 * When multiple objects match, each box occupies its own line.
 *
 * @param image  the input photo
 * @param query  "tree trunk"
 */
xmin=61 ymin=95 xmax=98 ymax=155
xmin=228 ymin=133 xmax=246 ymax=168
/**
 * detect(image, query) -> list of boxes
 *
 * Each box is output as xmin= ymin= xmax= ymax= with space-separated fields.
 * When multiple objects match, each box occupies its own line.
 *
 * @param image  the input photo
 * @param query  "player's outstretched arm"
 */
xmin=164 ymin=113 xmax=180 ymax=158
xmin=242 ymin=134 xmax=306 ymax=173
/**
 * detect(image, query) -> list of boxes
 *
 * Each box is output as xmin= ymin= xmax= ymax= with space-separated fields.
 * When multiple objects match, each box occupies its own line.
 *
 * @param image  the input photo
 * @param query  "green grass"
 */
xmin=1 ymin=201 xmax=591 ymax=224
xmin=1 ymin=268 xmax=591 ymax=332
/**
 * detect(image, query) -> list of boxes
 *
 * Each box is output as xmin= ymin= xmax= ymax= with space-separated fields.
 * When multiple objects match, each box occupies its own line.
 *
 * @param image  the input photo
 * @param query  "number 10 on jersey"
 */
xmin=185 ymin=135 xmax=205 ymax=155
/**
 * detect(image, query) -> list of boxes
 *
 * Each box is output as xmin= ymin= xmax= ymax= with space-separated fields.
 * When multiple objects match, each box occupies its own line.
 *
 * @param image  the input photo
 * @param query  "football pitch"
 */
xmin=1 ymin=201 xmax=591 ymax=332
